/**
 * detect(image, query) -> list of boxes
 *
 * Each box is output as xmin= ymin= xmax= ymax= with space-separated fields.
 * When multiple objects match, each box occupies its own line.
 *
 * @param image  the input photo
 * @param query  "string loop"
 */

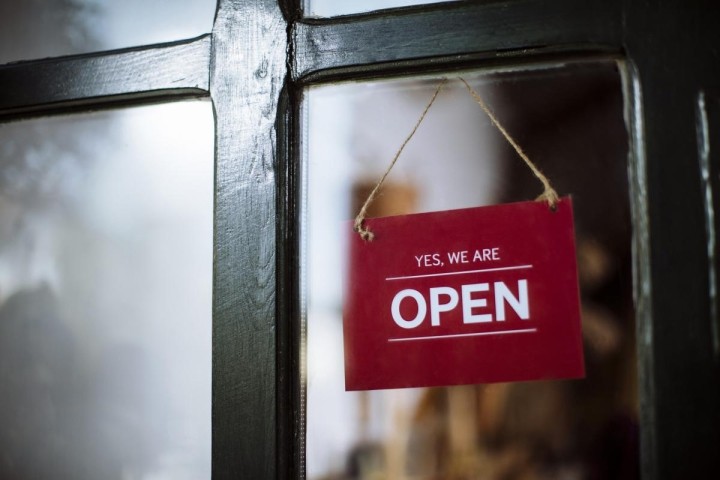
xmin=354 ymin=77 xmax=559 ymax=241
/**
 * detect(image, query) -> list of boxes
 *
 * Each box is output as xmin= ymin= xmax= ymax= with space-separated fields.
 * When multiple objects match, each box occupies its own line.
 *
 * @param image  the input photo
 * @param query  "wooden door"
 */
xmin=1 ymin=1 xmax=718 ymax=478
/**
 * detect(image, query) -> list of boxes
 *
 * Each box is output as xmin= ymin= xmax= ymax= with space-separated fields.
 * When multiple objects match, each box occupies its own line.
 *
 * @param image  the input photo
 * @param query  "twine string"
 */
xmin=353 ymin=78 xmax=448 ymax=241
xmin=458 ymin=77 xmax=559 ymax=208
xmin=354 ymin=77 xmax=559 ymax=241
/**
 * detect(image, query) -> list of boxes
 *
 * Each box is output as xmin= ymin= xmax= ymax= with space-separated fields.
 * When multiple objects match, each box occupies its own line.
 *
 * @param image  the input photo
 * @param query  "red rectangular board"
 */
xmin=343 ymin=198 xmax=584 ymax=391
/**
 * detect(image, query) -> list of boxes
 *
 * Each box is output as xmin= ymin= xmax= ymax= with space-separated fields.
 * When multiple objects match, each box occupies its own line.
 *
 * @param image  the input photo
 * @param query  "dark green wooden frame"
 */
xmin=1 ymin=0 xmax=718 ymax=478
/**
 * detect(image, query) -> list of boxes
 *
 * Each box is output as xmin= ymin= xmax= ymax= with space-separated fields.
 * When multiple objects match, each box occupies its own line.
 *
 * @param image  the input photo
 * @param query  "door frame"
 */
xmin=1 ymin=1 xmax=718 ymax=478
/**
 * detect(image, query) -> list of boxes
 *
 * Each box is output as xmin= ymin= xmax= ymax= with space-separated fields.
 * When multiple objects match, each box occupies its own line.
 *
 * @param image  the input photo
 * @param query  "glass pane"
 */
xmin=305 ymin=0 xmax=454 ymax=18
xmin=0 ymin=101 xmax=213 ymax=479
xmin=0 ymin=0 xmax=215 ymax=65
xmin=304 ymin=62 xmax=638 ymax=480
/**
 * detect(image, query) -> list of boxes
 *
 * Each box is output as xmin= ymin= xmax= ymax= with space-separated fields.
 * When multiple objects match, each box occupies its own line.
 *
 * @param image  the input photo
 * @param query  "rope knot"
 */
xmin=536 ymin=185 xmax=560 ymax=211
xmin=353 ymin=218 xmax=375 ymax=242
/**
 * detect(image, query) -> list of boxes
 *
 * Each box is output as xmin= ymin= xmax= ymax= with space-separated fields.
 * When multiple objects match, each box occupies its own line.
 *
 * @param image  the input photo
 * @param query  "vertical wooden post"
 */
xmin=210 ymin=0 xmax=288 ymax=477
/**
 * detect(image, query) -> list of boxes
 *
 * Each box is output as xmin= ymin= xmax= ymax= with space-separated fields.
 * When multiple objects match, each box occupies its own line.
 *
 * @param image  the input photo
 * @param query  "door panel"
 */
xmin=0 ymin=101 xmax=213 ymax=479
xmin=304 ymin=62 xmax=638 ymax=480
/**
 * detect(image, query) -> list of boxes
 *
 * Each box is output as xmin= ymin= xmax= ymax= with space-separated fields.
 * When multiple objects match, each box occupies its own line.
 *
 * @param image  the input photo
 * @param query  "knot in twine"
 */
xmin=354 ymin=77 xmax=559 ymax=241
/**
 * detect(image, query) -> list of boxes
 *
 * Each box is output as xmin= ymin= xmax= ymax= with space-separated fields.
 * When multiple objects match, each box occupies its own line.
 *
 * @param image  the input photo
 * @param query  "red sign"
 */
xmin=343 ymin=198 xmax=584 ymax=391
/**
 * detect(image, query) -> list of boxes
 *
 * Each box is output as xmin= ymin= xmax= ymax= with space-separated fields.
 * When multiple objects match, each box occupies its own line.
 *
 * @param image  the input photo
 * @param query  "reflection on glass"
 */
xmin=305 ymin=63 xmax=637 ymax=480
xmin=305 ymin=0 xmax=454 ymax=18
xmin=0 ymin=0 xmax=215 ymax=65
xmin=0 ymin=101 xmax=213 ymax=479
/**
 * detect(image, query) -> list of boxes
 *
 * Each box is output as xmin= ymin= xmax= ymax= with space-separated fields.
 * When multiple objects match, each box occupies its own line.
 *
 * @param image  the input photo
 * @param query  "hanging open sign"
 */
xmin=343 ymin=198 xmax=584 ymax=391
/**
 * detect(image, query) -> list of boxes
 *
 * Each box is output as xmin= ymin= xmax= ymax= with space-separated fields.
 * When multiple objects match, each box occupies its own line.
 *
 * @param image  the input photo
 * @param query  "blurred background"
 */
xmin=305 ymin=62 xmax=637 ymax=480
xmin=0 ymin=1 xmax=215 ymax=478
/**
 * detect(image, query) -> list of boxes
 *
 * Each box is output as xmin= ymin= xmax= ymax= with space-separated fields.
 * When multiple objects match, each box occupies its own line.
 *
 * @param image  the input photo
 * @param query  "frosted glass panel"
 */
xmin=0 ymin=0 xmax=215 ymax=64
xmin=305 ymin=0 xmax=454 ymax=17
xmin=0 ymin=101 xmax=213 ymax=479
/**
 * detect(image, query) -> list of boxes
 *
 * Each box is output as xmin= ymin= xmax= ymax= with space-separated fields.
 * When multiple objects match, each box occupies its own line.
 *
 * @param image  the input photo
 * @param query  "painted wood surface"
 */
xmin=209 ymin=0 xmax=287 ymax=478
xmin=0 ymin=35 xmax=211 ymax=119
xmin=293 ymin=0 xmax=621 ymax=81
xmin=0 ymin=0 xmax=718 ymax=478
xmin=623 ymin=2 xmax=720 ymax=478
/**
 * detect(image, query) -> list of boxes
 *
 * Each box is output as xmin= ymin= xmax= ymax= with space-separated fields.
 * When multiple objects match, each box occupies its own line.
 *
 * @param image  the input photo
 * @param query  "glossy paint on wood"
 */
xmin=0 ymin=0 xmax=718 ymax=478
xmin=293 ymin=0 xmax=621 ymax=81
xmin=0 ymin=35 xmax=211 ymax=119
xmin=209 ymin=0 xmax=287 ymax=478
xmin=623 ymin=3 xmax=720 ymax=478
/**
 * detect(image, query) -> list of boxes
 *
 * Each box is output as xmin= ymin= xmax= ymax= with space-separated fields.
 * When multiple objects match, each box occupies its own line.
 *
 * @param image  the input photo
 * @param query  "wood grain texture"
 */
xmin=0 ymin=35 xmax=211 ymax=118
xmin=293 ymin=0 xmax=622 ymax=81
xmin=209 ymin=0 xmax=287 ymax=478
xmin=623 ymin=2 xmax=720 ymax=478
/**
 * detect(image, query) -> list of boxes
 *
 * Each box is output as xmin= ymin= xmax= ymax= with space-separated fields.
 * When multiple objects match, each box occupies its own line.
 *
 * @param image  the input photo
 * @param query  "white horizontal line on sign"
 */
xmin=388 ymin=328 xmax=537 ymax=342
xmin=385 ymin=264 xmax=533 ymax=281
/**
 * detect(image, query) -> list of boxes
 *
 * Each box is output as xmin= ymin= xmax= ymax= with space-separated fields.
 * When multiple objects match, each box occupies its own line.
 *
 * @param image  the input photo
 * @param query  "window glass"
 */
xmin=0 ymin=100 xmax=213 ymax=479
xmin=0 ymin=0 xmax=215 ymax=65
xmin=305 ymin=0 xmax=455 ymax=18
xmin=304 ymin=62 xmax=638 ymax=480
